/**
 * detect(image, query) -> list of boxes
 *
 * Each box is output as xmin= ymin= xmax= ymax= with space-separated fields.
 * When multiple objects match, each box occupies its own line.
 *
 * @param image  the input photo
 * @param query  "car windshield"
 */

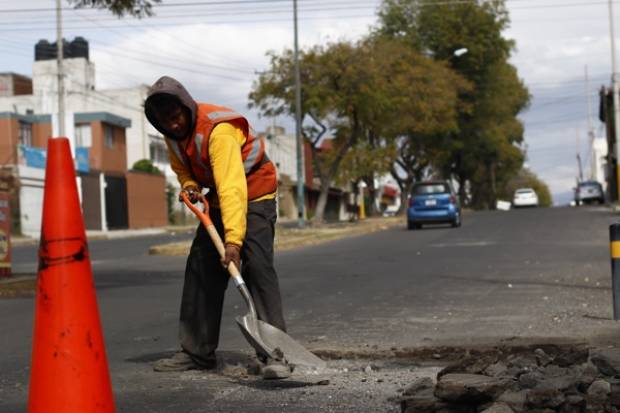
xmin=579 ymin=183 xmax=599 ymax=189
xmin=413 ymin=184 xmax=449 ymax=195
xmin=516 ymin=189 xmax=534 ymax=194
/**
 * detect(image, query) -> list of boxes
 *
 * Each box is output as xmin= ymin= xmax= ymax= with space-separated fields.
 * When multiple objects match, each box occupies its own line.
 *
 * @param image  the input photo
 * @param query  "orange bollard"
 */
xmin=28 ymin=138 xmax=115 ymax=413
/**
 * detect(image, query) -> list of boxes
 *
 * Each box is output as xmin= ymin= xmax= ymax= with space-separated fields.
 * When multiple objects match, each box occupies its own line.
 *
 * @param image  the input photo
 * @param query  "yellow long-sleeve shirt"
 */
xmin=166 ymin=121 xmax=275 ymax=247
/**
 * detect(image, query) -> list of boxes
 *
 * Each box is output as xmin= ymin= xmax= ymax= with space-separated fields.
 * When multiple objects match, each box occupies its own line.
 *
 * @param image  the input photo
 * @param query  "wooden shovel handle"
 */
xmin=180 ymin=192 xmax=243 ymax=279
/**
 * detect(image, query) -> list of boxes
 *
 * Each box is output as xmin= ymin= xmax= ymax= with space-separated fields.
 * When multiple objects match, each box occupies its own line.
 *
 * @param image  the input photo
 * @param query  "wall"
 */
xmin=80 ymin=173 xmax=102 ymax=230
xmin=89 ymin=121 xmax=127 ymax=174
xmin=13 ymin=75 xmax=33 ymax=95
xmin=18 ymin=165 xmax=45 ymax=237
xmin=126 ymin=171 xmax=167 ymax=229
xmin=102 ymin=86 xmax=151 ymax=167
xmin=0 ymin=73 xmax=32 ymax=96
xmin=32 ymin=122 xmax=52 ymax=148
xmin=103 ymin=124 xmax=127 ymax=173
xmin=0 ymin=117 xmax=18 ymax=165
xmin=264 ymin=129 xmax=298 ymax=181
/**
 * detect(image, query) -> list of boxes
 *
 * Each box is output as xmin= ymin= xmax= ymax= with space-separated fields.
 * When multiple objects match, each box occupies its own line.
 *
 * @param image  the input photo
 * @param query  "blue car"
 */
xmin=407 ymin=181 xmax=461 ymax=229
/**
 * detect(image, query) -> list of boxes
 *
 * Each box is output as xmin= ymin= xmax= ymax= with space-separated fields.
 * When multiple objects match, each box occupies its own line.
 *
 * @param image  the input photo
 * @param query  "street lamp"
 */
xmin=453 ymin=47 xmax=468 ymax=57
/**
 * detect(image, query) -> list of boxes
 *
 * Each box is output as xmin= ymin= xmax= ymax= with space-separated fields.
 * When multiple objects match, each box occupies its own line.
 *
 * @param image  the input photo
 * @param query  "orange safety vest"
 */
xmin=167 ymin=103 xmax=277 ymax=201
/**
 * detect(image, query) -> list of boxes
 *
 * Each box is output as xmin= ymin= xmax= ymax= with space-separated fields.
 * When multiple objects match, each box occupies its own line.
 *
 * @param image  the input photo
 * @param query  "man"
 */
xmin=144 ymin=75 xmax=291 ymax=379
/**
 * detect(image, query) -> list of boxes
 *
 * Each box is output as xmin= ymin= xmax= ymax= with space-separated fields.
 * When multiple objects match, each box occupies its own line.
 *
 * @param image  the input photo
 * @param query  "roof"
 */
xmin=74 ymin=112 xmax=131 ymax=128
xmin=0 ymin=72 xmax=32 ymax=81
xmin=0 ymin=112 xmax=51 ymax=123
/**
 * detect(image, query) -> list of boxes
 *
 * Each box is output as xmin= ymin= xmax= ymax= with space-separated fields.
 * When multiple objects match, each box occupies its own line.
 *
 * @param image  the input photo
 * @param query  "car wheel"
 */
xmin=407 ymin=221 xmax=415 ymax=230
xmin=451 ymin=214 xmax=461 ymax=228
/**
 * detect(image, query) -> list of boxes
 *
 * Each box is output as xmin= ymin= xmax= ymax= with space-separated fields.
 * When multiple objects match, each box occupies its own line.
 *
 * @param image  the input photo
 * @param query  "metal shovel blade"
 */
xmin=236 ymin=315 xmax=326 ymax=369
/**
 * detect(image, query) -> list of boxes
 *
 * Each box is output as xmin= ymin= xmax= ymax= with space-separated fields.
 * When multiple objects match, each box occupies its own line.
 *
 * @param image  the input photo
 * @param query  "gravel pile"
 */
xmin=396 ymin=345 xmax=620 ymax=412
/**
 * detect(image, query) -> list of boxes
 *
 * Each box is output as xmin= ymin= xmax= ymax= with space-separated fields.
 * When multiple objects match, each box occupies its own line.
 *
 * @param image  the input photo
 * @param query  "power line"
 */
xmin=0 ymin=0 xmax=382 ymax=23
xmin=0 ymin=0 xmax=609 ymax=14
xmin=0 ymin=13 xmax=377 ymax=32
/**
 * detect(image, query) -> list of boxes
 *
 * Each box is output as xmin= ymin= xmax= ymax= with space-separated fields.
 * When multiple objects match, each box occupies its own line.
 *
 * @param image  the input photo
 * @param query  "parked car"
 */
xmin=407 ymin=181 xmax=461 ymax=229
xmin=512 ymin=188 xmax=539 ymax=208
xmin=574 ymin=180 xmax=605 ymax=205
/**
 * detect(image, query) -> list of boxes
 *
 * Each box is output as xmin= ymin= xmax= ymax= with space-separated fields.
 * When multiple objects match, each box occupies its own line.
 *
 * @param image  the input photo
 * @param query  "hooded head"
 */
xmin=144 ymin=76 xmax=198 ymax=141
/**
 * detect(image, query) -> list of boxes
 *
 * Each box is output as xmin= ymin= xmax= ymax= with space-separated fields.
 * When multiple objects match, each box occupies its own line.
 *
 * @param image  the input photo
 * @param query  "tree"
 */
xmin=67 ymin=0 xmax=159 ymax=17
xmin=131 ymin=159 xmax=162 ymax=175
xmin=250 ymin=42 xmax=370 ymax=222
xmin=250 ymin=38 xmax=467 ymax=221
xmin=377 ymin=0 xmax=530 ymax=209
xmin=353 ymin=37 xmax=470 ymax=216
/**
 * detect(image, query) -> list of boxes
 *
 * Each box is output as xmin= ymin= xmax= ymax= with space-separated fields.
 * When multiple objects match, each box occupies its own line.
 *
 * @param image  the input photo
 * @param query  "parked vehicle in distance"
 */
xmin=574 ymin=180 xmax=605 ymax=205
xmin=407 ymin=181 xmax=461 ymax=230
xmin=512 ymin=188 xmax=539 ymax=208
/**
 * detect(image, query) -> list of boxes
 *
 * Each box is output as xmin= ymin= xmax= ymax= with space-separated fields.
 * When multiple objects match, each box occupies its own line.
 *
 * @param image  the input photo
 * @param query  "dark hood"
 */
xmin=144 ymin=76 xmax=197 ymax=140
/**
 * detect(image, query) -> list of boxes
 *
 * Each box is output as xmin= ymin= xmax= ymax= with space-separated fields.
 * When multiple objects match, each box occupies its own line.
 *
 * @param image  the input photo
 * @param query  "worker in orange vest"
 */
xmin=144 ymin=76 xmax=291 ymax=379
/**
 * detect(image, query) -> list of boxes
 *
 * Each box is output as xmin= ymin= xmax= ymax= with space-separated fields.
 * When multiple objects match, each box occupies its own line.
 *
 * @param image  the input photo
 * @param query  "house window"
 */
xmin=104 ymin=124 xmax=114 ymax=149
xmin=75 ymin=123 xmax=92 ymax=147
xmin=149 ymin=134 xmax=169 ymax=165
xmin=18 ymin=121 xmax=32 ymax=146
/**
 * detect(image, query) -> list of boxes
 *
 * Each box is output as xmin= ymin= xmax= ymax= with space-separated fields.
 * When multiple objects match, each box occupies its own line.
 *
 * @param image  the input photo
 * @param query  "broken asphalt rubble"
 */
xmin=393 ymin=345 xmax=620 ymax=412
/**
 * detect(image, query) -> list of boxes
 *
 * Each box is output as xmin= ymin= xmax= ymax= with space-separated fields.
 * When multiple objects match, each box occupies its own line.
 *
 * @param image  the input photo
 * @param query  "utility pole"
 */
xmin=293 ymin=0 xmax=305 ymax=227
xmin=577 ymin=127 xmax=584 ymax=183
xmin=609 ymin=0 xmax=620 ymax=198
xmin=586 ymin=65 xmax=596 ymax=180
xmin=56 ymin=0 xmax=65 ymax=137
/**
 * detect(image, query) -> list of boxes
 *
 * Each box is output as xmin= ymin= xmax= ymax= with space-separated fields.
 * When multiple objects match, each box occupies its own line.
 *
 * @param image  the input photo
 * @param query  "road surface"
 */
xmin=1 ymin=206 xmax=618 ymax=412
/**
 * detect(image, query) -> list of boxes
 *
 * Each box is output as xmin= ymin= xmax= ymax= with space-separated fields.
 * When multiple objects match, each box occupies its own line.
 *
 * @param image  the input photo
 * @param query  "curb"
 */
xmin=149 ymin=217 xmax=404 ymax=256
xmin=10 ymin=225 xmax=197 ymax=248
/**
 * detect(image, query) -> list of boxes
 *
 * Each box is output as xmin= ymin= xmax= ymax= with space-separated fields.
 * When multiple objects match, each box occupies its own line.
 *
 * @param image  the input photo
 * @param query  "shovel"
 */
xmin=182 ymin=193 xmax=325 ymax=370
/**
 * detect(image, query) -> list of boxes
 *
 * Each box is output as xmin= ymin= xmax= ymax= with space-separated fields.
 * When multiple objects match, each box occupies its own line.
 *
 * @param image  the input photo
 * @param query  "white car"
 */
xmin=513 ymin=188 xmax=539 ymax=208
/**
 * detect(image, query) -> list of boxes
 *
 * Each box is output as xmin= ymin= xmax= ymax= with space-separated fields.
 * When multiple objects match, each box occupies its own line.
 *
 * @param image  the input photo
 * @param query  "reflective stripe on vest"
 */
xmin=243 ymin=138 xmax=262 ymax=174
xmin=166 ymin=138 xmax=187 ymax=167
xmin=194 ymin=133 xmax=208 ymax=170
xmin=170 ymin=129 xmax=264 ymax=176
xmin=207 ymin=111 xmax=242 ymax=120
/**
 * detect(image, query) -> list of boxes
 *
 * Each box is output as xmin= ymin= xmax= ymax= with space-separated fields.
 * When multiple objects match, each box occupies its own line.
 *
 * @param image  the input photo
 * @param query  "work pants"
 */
xmin=178 ymin=199 xmax=286 ymax=361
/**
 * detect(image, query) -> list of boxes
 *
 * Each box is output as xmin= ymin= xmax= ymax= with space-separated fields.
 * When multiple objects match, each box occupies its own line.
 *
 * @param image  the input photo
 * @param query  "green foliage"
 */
xmin=250 ymin=36 xmax=468 ymax=219
xmin=500 ymin=169 xmax=553 ymax=207
xmin=337 ymin=141 xmax=397 ymax=186
xmin=131 ymin=159 xmax=162 ymax=175
xmin=67 ymin=0 xmax=159 ymax=17
xmin=378 ymin=0 xmax=530 ymax=209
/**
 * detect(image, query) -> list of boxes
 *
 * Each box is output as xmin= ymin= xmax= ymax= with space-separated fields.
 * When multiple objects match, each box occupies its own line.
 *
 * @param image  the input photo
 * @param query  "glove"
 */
xmin=221 ymin=243 xmax=241 ymax=272
xmin=179 ymin=185 xmax=200 ymax=204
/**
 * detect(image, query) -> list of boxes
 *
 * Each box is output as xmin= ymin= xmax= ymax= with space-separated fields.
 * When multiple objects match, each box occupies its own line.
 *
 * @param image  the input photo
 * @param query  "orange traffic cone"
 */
xmin=28 ymin=138 xmax=115 ymax=412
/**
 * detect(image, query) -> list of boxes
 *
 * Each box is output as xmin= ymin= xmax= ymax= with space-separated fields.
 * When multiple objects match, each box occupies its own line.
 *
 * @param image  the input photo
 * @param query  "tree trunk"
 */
xmin=364 ymin=175 xmax=379 ymax=217
xmin=489 ymin=161 xmax=497 ymax=208
xmin=457 ymin=172 xmax=467 ymax=206
xmin=313 ymin=179 xmax=330 ymax=223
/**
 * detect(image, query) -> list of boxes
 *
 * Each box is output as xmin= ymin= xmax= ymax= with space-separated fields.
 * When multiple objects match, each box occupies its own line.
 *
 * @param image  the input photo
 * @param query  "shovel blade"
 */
xmin=236 ymin=315 xmax=325 ymax=369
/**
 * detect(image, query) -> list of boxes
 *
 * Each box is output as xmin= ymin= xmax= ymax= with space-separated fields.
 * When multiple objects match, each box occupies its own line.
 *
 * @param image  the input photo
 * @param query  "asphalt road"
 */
xmin=2 ymin=206 xmax=619 ymax=412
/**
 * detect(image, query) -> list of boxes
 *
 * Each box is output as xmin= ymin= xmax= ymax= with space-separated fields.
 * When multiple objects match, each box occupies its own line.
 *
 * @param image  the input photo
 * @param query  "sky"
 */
xmin=0 ymin=0 xmax=617 ymax=205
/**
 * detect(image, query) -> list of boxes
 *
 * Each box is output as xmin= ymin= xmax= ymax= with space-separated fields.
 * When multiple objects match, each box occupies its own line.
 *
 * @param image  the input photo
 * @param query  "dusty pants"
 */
xmin=178 ymin=198 xmax=286 ymax=362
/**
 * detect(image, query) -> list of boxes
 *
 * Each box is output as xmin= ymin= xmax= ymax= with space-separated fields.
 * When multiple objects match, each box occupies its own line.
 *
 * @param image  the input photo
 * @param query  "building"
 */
xmin=0 ymin=38 xmax=167 ymax=236
xmin=591 ymin=136 xmax=608 ymax=189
